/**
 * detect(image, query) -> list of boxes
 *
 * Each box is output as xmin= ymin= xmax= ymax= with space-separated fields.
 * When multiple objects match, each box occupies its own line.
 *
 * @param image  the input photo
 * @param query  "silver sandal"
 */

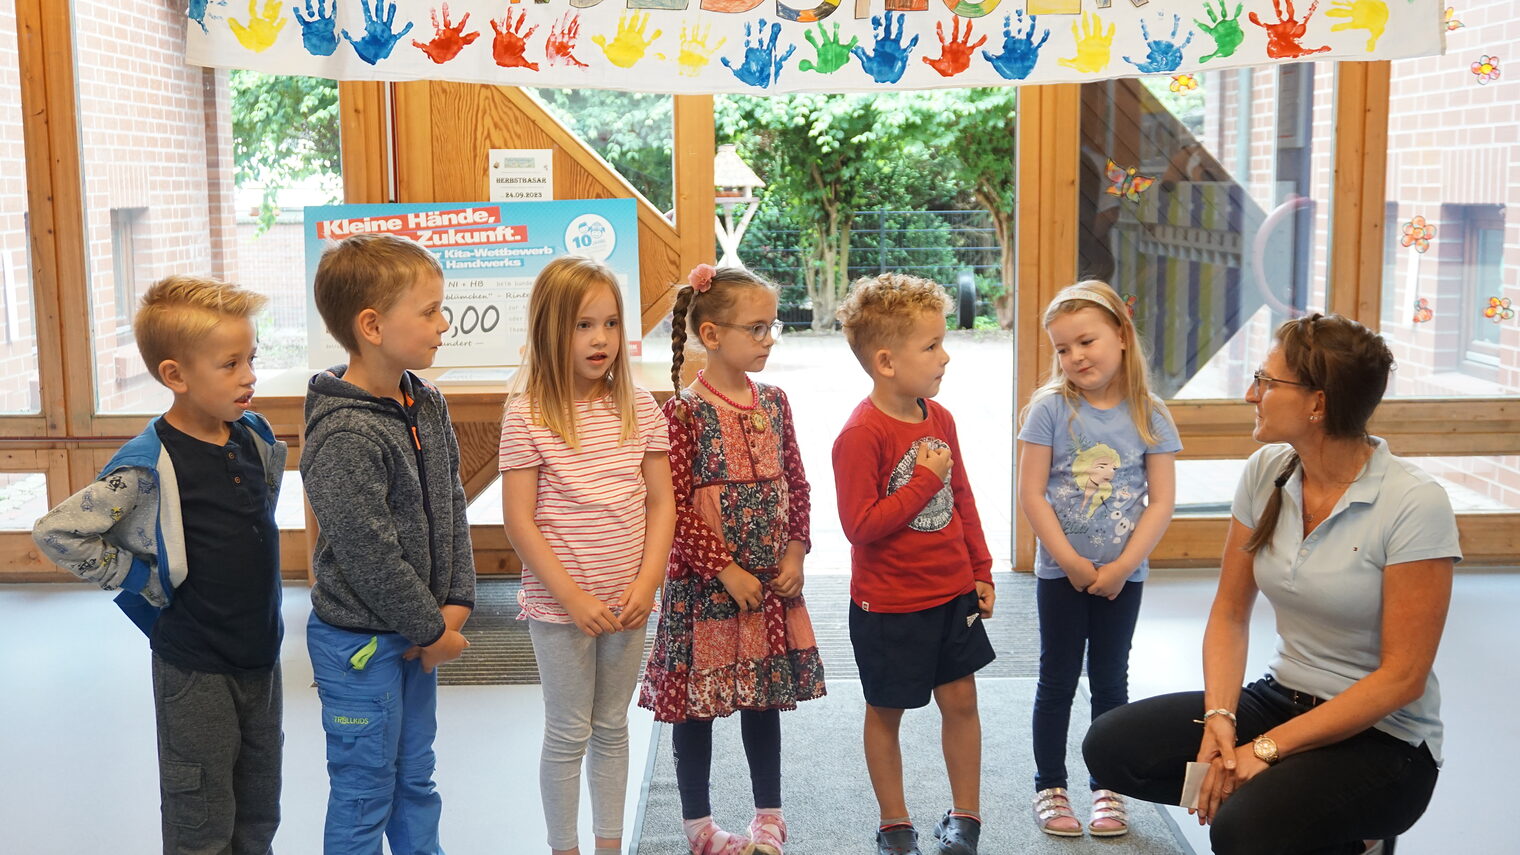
xmin=1033 ymin=787 xmax=1082 ymax=837
xmin=1088 ymin=789 xmax=1129 ymax=837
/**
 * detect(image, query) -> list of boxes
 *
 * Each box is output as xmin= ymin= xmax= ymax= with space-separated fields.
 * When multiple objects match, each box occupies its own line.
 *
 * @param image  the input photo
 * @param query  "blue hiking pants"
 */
xmin=307 ymin=613 xmax=445 ymax=855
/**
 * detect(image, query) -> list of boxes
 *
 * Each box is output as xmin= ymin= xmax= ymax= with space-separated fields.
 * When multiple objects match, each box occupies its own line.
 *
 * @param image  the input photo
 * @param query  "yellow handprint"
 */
xmin=229 ymin=0 xmax=286 ymax=53
xmin=670 ymin=21 xmax=726 ymax=77
xmin=1057 ymin=11 xmax=1114 ymax=74
xmin=1324 ymin=0 xmax=1387 ymax=52
xmin=592 ymin=11 xmax=663 ymax=69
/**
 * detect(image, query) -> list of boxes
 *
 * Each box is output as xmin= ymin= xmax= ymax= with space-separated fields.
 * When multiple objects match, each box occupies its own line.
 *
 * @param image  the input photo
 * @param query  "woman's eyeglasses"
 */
xmin=712 ymin=320 xmax=785 ymax=342
xmin=1251 ymin=370 xmax=1315 ymax=392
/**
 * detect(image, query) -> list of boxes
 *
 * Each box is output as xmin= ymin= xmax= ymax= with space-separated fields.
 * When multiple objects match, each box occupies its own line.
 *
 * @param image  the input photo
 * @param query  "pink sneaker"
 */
xmin=685 ymin=818 xmax=754 ymax=855
xmin=749 ymin=811 xmax=787 ymax=855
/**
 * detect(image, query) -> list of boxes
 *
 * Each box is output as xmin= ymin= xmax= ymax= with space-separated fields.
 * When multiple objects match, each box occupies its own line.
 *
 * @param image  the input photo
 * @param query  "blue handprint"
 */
xmin=187 ymin=0 xmax=211 ymax=34
xmin=342 ymin=0 xmax=415 ymax=65
xmin=294 ymin=0 xmax=338 ymax=56
xmin=721 ymin=19 xmax=796 ymax=89
xmin=982 ymin=11 xmax=1049 ymax=81
xmin=1123 ymin=14 xmax=1194 ymax=73
xmin=851 ymin=12 xmax=919 ymax=84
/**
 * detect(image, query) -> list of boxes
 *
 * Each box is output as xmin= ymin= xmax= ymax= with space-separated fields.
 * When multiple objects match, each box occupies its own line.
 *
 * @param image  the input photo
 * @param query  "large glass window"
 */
xmin=529 ymin=89 xmax=674 ymax=215
xmin=74 ymin=2 xmax=338 ymax=414
xmin=1078 ymin=65 xmax=1337 ymax=401
xmin=1379 ymin=3 xmax=1519 ymax=398
xmin=0 ymin=1 xmax=41 ymax=414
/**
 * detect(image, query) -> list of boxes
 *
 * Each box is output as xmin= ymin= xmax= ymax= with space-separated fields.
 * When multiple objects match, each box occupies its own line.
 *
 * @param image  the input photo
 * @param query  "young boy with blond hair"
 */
xmin=302 ymin=232 xmax=475 ymax=855
xmin=34 ymin=275 xmax=286 ymax=853
xmin=832 ymin=273 xmax=996 ymax=855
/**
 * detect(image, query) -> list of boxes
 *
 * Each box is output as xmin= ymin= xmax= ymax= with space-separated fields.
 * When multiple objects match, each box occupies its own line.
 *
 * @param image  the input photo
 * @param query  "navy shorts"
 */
xmin=849 ymin=589 xmax=995 ymax=710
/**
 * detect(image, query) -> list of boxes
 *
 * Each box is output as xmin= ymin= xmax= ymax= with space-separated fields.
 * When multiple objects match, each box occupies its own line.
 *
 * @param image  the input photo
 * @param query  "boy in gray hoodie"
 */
xmin=302 ymin=233 xmax=475 ymax=855
xmin=33 ymin=276 xmax=285 ymax=854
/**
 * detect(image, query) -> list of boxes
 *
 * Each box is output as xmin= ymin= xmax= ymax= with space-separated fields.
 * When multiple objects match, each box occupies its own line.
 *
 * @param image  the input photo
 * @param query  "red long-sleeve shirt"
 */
xmin=832 ymin=397 xmax=993 ymax=613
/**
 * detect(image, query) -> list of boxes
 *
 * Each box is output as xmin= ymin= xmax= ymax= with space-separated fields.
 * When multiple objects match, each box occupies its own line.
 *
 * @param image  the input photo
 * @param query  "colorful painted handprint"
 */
xmin=924 ymin=17 xmax=987 ymax=77
xmin=1194 ymin=1 xmax=1245 ymax=63
xmin=546 ymin=12 xmax=589 ymax=68
xmin=1249 ymin=0 xmax=1330 ymax=60
xmin=593 ymin=11 xmax=664 ymax=69
xmin=982 ymin=11 xmax=1049 ymax=81
xmin=1123 ymin=14 xmax=1194 ymax=73
xmin=853 ymin=12 xmax=921 ymax=83
xmin=491 ymin=8 xmax=540 ymax=70
xmin=413 ymin=4 xmax=479 ymax=64
xmin=342 ymin=0 xmax=415 ymax=65
xmin=798 ymin=21 xmax=857 ymax=73
xmin=229 ymin=0 xmax=286 ymax=53
xmin=294 ymin=0 xmax=339 ymax=56
xmin=1057 ymin=11 xmax=1113 ymax=74
xmin=1324 ymin=0 xmax=1388 ymax=52
xmin=675 ymin=21 xmax=726 ymax=77
xmin=721 ymin=19 xmax=796 ymax=88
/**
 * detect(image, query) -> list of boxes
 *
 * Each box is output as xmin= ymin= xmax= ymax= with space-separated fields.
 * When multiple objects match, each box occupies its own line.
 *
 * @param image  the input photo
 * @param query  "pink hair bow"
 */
xmin=688 ymin=264 xmax=716 ymax=293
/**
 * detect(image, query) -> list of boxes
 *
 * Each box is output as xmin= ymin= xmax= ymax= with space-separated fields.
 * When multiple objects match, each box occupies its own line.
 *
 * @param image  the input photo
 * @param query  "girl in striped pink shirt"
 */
xmin=499 ymin=256 xmax=676 ymax=855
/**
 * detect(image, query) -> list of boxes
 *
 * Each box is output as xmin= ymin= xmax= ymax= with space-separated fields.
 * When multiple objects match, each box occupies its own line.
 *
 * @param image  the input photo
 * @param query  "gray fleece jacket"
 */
xmin=302 ymin=368 xmax=476 ymax=647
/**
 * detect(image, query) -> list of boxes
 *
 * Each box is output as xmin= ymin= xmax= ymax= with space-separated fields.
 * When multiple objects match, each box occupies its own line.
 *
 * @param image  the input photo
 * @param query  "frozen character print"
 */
xmin=1105 ymin=485 xmax=1138 ymax=545
xmin=1072 ymin=442 xmax=1121 ymax=519
xmin=887 ymin=437 xmax=954 ymax=531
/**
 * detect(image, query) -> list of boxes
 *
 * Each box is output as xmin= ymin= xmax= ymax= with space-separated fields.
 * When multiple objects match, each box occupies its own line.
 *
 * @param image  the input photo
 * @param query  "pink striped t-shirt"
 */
xmin=498 ymin=388 xmax=671 ymax=623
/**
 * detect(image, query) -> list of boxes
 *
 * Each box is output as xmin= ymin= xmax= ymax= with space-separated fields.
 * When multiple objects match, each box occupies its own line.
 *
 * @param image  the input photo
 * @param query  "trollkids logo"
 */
xmin=333 ymin=715 xmax=371 ymax=727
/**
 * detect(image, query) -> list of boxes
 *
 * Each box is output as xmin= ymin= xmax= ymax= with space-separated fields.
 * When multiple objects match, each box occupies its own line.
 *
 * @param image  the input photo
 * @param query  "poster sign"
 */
xmin=185 ymin=0 xmax=1446 ymax=95
xmin=304 ymin=198 xmax=641 ymax=368
xmin=490 ymin=149 xmax=554 ymax=202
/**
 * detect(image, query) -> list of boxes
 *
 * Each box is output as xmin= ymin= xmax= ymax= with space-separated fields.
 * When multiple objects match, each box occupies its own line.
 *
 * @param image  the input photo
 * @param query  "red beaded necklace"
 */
xmin=697 ymin=370 xmax=769 ymax=432
xmin=697 ymin=369 xmax=757 ymax=409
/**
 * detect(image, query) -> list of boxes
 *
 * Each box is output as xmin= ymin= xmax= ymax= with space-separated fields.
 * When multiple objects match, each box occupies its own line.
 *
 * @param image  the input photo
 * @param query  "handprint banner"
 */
xmin=187 ymin=0 xmax=1447 ymax=93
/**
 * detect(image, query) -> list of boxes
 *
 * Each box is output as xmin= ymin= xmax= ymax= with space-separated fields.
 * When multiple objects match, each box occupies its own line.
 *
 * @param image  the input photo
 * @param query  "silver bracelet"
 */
xmin=1193 ymin=708 xmax=1237 ymax=726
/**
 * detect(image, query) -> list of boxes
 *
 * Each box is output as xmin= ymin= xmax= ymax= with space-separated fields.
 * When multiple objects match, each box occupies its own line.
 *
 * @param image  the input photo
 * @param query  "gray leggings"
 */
xmin=528 ymin=619 xmax=646 ymax=850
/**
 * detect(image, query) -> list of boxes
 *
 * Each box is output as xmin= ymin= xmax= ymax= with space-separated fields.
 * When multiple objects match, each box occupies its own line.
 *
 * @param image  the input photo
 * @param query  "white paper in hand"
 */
xmin=1180 ymin=761 xmax=1211 ymax=810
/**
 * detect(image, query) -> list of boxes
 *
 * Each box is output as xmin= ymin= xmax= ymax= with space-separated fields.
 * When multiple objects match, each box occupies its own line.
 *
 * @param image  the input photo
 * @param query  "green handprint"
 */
xmin=1194 ymin=0 xmax=1245 ymax=63
xmin=592 ymin=11 xmax=663 ymax=69
xmin=798 ymin=21 xmax=857 ymax=74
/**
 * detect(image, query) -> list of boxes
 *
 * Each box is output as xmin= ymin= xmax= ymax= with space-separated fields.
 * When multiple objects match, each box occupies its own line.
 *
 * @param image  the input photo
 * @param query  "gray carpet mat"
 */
xmin=632 ymin=679 xmax=1190 ymax=855
xmin=440 ymin=572 xmax=1040 ymax=686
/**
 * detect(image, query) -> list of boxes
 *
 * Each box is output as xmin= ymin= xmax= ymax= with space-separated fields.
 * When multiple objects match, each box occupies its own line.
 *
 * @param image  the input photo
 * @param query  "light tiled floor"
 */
xmin=2 ymin=568 xmax=1509 ymax=854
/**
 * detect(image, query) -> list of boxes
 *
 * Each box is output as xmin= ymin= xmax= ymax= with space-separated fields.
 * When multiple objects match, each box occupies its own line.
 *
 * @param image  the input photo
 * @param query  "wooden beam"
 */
xmin=672 ymin=95 xmax=716 ymax=290
xmin=339 ymin=81 xmax=391 ymax=204
xmin=1013 ymin=84 xmax=1081 ymax=571
xmin=1330 ymin=61 xmax=1391 ymax=328
xmin=392 ymin=82 xmax=435 ymax=204
xmin=14 ymin=0 xmax=80 ymax=442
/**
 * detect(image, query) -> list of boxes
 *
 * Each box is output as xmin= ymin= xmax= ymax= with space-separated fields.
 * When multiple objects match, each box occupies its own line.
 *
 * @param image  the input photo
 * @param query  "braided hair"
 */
xmin=669 ymin=266 xmax=775 ymax=389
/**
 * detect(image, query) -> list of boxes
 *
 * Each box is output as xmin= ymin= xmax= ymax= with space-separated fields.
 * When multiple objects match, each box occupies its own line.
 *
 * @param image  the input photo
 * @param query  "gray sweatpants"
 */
xmin=528 ymin=619 xmax=646 ymax=851
xmin=152 ymin=653 xmax=283 ymax=855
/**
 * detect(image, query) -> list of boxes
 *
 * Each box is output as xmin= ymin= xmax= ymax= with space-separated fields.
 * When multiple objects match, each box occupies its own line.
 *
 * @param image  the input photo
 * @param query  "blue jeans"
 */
xmin=307 ymin=613 xmax=445 ymax=855
xmin=1032 ymin=576 xmax=1143 ymax=792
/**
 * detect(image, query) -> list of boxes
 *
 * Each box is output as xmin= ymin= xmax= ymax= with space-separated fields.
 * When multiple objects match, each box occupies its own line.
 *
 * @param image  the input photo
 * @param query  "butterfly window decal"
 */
xmin=1445 ymin=7 xmax=1464 ymax=30
xmin=1484 ymin=296 xmax=1514 ymax=324
xmin=1400 ymin=216 xmax=1436 ymax=253
xmin=1122 ymin=294 xmax=1138 ymax=318
xmin=1104 ymin=159 xmax=1155 ymax=203
xmin=1412 ymin=297 xmax=1433 ymax=324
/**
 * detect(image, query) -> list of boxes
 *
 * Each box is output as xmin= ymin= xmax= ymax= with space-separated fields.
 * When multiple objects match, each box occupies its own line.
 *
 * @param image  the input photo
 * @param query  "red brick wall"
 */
xmin=0 ymin=4 xmax=41 ymax=414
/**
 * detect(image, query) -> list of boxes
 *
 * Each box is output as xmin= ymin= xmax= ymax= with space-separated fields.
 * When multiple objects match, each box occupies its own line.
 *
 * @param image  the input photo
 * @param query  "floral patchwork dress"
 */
xmin=639 ymin=384 xmax=827 ymax=723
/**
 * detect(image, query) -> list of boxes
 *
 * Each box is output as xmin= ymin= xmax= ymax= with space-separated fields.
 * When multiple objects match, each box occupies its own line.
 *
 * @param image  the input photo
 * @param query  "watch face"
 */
xmin=1253 ymin=736 xmax=1278 ymax=763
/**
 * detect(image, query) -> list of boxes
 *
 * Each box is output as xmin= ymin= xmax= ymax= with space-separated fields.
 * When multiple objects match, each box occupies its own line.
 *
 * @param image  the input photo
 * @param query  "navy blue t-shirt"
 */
xmin=150 ymin=419 xmax=283 ymax=674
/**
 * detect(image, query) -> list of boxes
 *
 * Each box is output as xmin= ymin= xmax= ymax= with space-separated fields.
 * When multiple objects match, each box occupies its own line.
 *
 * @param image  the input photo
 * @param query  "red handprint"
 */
xmin=491 ymin=7 xmax=540 ymax=70
xmin=412 ymin=3 xmax=480 ymax=64
xmin=922 ymin=17 xmax=986 ymax=77
xmin=1248 ymin=0 xmax=1330 ymax=59
xmin=546 ymin=12 xmax=589 ymax=68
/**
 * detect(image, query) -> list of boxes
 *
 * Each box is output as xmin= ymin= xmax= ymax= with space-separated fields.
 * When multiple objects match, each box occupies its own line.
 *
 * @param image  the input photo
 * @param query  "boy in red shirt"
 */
xmin=833 ymin=274 xmax=996 ymax=855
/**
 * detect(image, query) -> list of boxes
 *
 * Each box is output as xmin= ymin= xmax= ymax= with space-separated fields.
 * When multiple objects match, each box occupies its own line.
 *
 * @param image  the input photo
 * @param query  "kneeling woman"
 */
xmin=1082 ymin=314 xmax=1459 ymax=854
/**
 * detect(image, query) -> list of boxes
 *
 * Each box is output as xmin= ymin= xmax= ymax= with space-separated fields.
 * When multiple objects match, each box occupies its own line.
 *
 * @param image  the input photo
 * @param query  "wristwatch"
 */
xmin=1252 ymin=734 xmax=1281 ymax=765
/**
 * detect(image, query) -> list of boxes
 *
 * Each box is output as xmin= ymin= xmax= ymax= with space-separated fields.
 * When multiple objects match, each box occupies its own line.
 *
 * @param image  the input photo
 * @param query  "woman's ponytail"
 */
xmin=1244 ymin=453 xmax=1300 ymax=555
